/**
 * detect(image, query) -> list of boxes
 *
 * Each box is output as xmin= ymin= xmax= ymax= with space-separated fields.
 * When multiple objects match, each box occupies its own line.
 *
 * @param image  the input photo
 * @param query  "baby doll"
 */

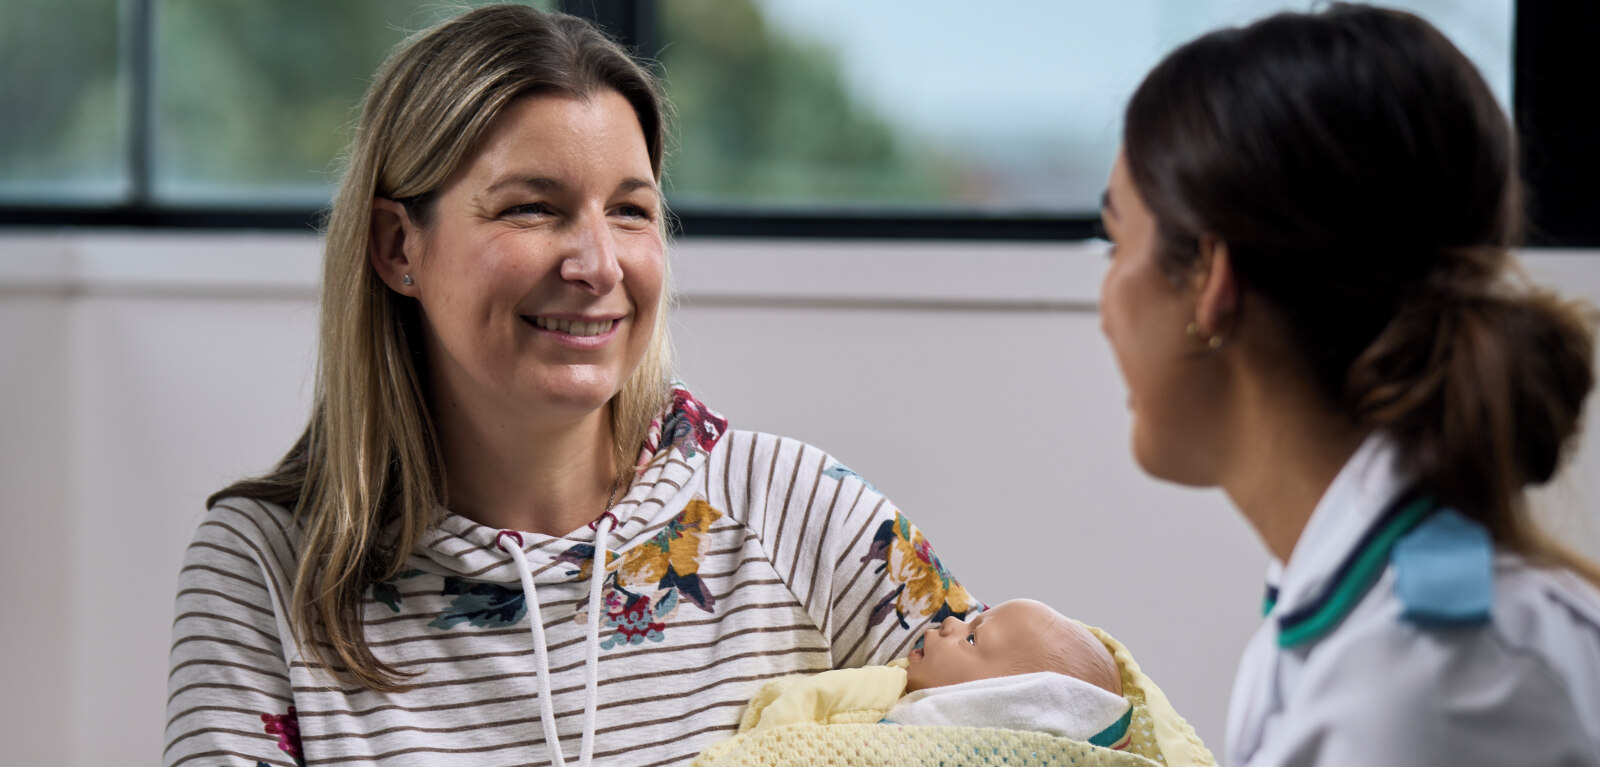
xmin=744 ymin=599 xmax=1132 ymax=746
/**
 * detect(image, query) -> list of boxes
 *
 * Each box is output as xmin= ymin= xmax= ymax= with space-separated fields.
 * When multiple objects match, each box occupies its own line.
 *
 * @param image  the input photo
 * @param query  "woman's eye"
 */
xmin=614 ymin=204 xmax=655 ymax=220
xmin=501 ymin=203 xmax=551 ymax=217
xmin=965 ymin=633 xmax=976 ymax=646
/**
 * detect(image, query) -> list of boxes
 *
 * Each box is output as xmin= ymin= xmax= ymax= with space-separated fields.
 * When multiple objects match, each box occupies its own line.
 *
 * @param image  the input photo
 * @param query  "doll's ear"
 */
xmin=369 ymin=197 xmax=422 ymax=295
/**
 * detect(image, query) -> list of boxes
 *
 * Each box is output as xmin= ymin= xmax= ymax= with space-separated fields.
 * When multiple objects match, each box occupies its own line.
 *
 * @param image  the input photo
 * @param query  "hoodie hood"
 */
xmin=402 ymin=386 xmax=729 ymax=585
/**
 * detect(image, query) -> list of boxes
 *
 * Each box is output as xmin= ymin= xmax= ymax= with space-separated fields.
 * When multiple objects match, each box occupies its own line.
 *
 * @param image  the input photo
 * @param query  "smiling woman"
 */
xmin=162 ymin=6 xmax=978 ymax=767
xmin=368 ymin=91 xmax=667 ymax=536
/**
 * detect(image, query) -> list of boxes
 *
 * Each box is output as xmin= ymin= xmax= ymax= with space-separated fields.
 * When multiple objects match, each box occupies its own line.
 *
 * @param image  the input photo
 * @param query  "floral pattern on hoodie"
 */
xmin=861 ymin=511 xmax=978 ymax=629
xmin=638 ymin=386 xmax=728 ymax=466
xmin=259 ymin=706 xmax=305 ymax=767
xmin=170 ymin=378 xmax=980 ymax=767
xmin=563 ymin=499 xmax=724 ymax=649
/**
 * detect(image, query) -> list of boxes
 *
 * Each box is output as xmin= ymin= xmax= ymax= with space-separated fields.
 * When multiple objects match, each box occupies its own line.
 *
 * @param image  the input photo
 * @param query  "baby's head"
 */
xmin=904 ymin=599 xmax=1122 ymax=696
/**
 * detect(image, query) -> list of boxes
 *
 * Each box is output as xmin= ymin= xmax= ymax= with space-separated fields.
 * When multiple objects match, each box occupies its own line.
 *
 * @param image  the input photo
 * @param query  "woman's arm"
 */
xmin=166 ymin=500 xmax=304 ymax=767
xmin=726 ymin=432 xmax=980 ymax=669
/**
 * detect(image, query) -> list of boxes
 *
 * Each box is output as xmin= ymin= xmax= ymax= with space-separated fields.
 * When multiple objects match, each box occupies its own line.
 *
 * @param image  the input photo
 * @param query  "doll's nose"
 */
xmin=938 ymin=615 xmax=964 ymax=635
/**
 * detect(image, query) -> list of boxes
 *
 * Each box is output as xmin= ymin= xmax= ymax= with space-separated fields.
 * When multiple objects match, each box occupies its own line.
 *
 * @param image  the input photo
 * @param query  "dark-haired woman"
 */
xmin=1099 ymin=4 xmax=1600 ymax=765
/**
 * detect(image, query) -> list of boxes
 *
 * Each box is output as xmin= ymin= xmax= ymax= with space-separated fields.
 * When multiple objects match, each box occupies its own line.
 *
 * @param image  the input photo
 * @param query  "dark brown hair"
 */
xmin=1123 ymin=3 xmax=1598 ymax=579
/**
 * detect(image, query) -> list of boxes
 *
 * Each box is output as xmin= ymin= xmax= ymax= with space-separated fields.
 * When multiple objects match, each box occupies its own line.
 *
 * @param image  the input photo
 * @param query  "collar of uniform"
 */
xmin=1264 ymin=434 xmax=1415 ymax=633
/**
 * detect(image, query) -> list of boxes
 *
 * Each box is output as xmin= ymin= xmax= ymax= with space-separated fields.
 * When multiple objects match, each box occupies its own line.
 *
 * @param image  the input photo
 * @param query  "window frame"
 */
xmin=1 ymin=0 xmax=1592 ymax=247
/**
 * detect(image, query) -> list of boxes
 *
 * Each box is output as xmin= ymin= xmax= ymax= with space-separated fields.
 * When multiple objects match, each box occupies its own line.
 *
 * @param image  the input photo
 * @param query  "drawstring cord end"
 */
xmin=496 ymin=511 xmax=616 ymax=767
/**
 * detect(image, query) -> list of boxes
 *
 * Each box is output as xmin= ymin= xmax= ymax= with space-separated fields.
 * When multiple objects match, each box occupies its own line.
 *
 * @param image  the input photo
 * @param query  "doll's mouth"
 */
xmin=908 ymin=647 xmax=924 ymax=661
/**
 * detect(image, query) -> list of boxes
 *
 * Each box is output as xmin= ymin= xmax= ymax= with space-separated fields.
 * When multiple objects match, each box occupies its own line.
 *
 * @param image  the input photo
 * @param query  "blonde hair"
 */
xmin=210 ymin=4 xmax=672 ymax=691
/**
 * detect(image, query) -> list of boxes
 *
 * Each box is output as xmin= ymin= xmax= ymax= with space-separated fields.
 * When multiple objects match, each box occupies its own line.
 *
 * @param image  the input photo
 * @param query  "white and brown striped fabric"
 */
xmin=167 ymin=424 xmax=980 ymax=766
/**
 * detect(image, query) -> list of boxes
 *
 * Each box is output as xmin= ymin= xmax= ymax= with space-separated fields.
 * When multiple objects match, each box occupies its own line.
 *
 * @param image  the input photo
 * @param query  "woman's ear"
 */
xmin=1193 ymin=234 xmax=1239 ymax=339
xmin=370 ymin=197 xmax=421 ymax=295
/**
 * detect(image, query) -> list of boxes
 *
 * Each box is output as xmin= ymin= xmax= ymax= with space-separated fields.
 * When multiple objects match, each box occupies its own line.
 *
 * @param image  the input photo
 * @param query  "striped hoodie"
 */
xmin=166 ymin=389 xmax=980 ymax=766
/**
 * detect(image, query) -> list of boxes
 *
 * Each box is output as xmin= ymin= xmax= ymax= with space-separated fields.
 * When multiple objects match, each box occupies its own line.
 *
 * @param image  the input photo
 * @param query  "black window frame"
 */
xmin=1 ymin=0 xmax=1592 ymax=246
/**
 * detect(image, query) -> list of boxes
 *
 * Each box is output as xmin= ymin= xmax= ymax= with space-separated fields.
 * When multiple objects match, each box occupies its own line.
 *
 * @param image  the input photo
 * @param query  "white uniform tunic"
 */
xmin=1226 ymin=436 xmax=1600 ymax=767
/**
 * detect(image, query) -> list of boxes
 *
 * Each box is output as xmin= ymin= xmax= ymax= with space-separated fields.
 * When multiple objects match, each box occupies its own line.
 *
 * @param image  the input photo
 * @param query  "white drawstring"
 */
xmin=498 ymin=517 xmax=614 ymax=767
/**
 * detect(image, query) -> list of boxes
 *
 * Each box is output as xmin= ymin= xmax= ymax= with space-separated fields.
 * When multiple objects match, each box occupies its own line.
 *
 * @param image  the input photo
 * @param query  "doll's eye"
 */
xmin=966 ymin=632 xmax=976 ymax=645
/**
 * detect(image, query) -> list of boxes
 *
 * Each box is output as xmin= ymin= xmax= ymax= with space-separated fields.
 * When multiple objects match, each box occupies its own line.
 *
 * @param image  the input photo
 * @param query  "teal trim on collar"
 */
xmin=1393 ymin=508 xmax=1493 ymax=626
xmin=1088 ymin=707 xmax=1133 ymax=748
xmin=1277 ymin=496 xmax=1434 ymax=648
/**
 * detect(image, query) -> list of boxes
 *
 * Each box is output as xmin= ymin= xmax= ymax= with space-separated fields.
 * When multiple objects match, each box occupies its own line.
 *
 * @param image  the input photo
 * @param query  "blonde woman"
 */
xmin=164 ymin=7 xmax=977 ymax=766
xmin=1100 ymin=5 xmax=1600 ymax=765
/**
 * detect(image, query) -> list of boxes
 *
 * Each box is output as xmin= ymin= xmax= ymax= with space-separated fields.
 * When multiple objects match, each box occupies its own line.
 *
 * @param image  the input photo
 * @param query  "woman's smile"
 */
xmin=521 ymin=313 xmax=626 ymax=348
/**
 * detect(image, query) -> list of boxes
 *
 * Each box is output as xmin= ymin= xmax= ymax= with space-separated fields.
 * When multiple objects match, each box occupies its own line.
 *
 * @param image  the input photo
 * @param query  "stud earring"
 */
xmin=402 ymin=274 xmax=414 ymax=286
xmin=1186 ymin=321 xmax=1223 ymax=349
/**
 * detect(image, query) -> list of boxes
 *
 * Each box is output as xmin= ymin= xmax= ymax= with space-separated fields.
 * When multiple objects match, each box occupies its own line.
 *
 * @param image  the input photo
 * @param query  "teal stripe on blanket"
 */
xmin=1088 ymin=708 xmax=1133 ymax=748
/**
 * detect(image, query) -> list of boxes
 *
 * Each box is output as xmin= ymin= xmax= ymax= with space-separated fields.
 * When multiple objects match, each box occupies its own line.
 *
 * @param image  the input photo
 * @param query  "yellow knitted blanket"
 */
xmin=692 ymin=625 xmax=1216 ymax=767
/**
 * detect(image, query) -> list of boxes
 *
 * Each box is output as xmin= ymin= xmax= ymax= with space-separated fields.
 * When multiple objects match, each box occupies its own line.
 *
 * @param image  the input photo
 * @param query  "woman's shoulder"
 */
xmin=713 ymin=430 xmax=871 ymax=478
xmin=695 ymin=430 xmax=901 ymax=545
xmin=185 ymin=496 xmax=301 ymax=563
xmin=713 ymin=428 xmax=829 ymax=457
xmin=1278 ymin=607 xmax=1597 ymax=764
xmin=1331 ymin=547 xmax=1600 ymax=661
xmin=1269 ymin=561 xmax=1598 ymax=760
xmin=1312 ymin=555 xmax=1600 ymax=729
xmin=708 ymin=430 xmax=886 ymax=500
xmin=1489 ymin=557 xmax=1600 ymax=678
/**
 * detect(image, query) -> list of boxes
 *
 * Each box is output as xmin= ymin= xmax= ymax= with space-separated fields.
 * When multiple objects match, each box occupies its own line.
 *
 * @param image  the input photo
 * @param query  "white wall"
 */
xmin=3 ymin=232 xmax=1598 ymax=766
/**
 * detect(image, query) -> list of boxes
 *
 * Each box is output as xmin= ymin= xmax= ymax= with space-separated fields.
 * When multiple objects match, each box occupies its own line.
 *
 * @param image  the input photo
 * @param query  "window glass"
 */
xmin=150 ymin=0 xmax=553 ymax=206
xmin=0 ymin=0 xmax=1517 ymax=217
xmin=657 ymin=0 xmax=1514 ymax=214
xmin=0 ymin=0 xmax=126 ymax=203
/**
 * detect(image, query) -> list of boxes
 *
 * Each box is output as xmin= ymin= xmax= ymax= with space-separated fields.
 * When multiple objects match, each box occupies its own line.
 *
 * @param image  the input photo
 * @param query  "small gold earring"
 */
xmin=402 ymin=274 xmax=414 ymax=286
xmin=1187 ymin=321 xmax=1223 ymax=349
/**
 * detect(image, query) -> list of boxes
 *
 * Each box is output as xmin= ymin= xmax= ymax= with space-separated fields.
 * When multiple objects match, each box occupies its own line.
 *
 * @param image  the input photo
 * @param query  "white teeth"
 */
xmin=531 ymin=317 xmax=614 ymax=337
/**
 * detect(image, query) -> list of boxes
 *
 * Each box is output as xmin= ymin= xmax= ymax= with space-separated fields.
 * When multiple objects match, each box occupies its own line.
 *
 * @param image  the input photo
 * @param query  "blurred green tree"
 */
xmin=659 ymin=0 xmax=952 ymax=207
xmin=153 ymin=0 xmax=552 ymax=203
xmin=0 ymin=0 xmax=947 ymax=209
xmin=0 ymin=0 xmax=124 ymax=200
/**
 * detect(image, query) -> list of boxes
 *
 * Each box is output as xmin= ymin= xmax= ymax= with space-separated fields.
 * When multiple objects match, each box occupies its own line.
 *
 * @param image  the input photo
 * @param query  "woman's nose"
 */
xmin=559 ymin=214 xmax=623 ymax=294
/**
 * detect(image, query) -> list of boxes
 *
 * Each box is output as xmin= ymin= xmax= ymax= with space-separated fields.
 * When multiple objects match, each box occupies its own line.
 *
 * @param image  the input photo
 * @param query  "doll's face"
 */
xmin=905 ymin=599 xmax=1063 ymax=693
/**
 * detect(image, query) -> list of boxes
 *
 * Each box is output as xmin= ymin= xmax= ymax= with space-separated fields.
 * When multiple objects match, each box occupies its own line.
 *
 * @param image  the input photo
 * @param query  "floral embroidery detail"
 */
xmin=861 ymin=512 xmax=976 ymax=629
xmin=429 ymin=578 xmax=525 ymax=629
xmin=553 ymin=546 xmax=620 ymax=581
xmin=822 ymin=461 xmax=879 ymax=494
xmin=599 ymin=589 xmax=672 ymax=647
xmin=566 ymin=499 xmax=724 ymax=649
xmin=637 ymin=387 xmax=729 ymax=467
xmin=370 ymin=568 xmax=425 ymax=613
xmin=260 ymin=706 xmax=305 ymax=766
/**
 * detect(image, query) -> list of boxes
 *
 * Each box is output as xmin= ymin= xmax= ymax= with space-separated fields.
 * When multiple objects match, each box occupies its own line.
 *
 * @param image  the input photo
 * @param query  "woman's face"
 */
xmin=405 ymin=90 xmax=664 ymax=424
xmin=1098 ymin=152 xmax=1220 ymax=486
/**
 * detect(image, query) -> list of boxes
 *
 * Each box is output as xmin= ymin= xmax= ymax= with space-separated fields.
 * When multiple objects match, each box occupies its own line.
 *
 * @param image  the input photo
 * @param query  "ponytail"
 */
xmin=1347 ymin=263 xmax=1597 ymax=574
